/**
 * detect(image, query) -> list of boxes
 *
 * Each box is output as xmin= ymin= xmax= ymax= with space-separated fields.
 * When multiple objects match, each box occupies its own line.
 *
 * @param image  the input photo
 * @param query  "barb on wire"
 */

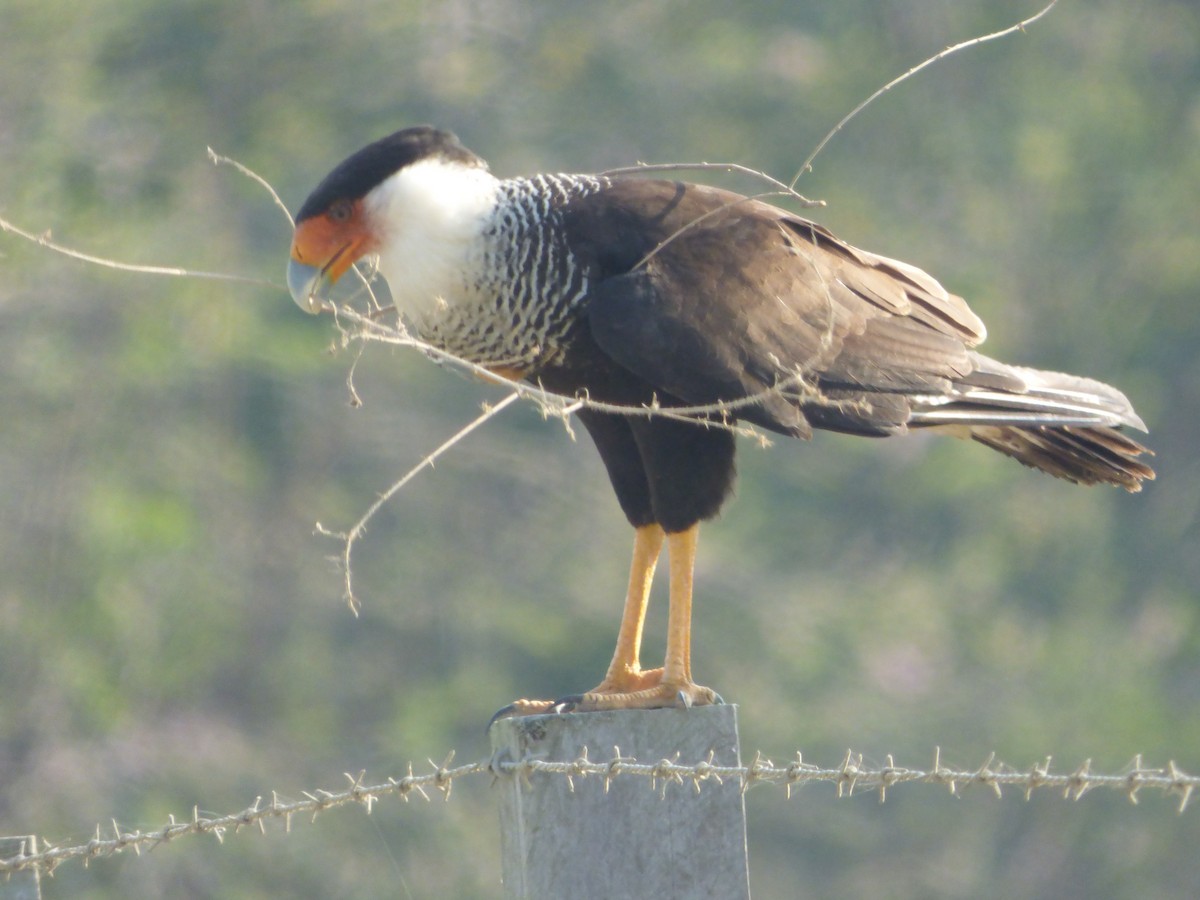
xmin=503 ymin=746 xmax=1199 ymax=811
xmin=0 ymin=754 xmax=489 ymax=880
xmin=2 ymin=746 xmax=1194 ymax=880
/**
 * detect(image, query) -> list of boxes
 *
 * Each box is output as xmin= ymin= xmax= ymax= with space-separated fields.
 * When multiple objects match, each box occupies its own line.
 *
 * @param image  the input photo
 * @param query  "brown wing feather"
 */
xmin=569 ymin=177 xmax=1152 ymax=491
xmin=571 ymin=179 xmax=986 ymax=436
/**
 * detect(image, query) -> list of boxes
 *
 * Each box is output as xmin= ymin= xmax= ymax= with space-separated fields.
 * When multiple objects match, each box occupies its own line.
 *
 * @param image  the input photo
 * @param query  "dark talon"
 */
xmin=550 ymin=694 xmax=584 ymax=714
xmin=487 ymin=703 xmax=520 ymax=732
xmin=712 ymin=692 xmax=726 ymax=705
xmin=677 ymin=690 xmax=693 ymax=709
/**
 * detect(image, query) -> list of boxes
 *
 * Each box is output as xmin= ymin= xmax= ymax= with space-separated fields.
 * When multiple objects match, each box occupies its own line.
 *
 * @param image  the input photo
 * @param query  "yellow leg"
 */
xmin=662 ymin=524 xmax=698 ymax=686
xmin=493 ymin=522 xmax=719 ymax=719
xmin=575 ymin=522 xmax=717 ymax=710
xmin=597 ymin=523 xmax=665 ymax=689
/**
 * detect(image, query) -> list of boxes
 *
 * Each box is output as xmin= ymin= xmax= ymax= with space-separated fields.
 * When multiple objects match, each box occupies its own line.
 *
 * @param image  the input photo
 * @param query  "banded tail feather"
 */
xmin=911 ymin=356 xmax=1153 ymax=491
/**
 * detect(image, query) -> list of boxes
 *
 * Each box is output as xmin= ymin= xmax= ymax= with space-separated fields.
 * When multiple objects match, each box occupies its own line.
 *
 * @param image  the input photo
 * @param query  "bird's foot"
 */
xmin=551 ymin=680 xmax=722 ymax=713
xmin=492 ymin=668 xmax=722 ymax=722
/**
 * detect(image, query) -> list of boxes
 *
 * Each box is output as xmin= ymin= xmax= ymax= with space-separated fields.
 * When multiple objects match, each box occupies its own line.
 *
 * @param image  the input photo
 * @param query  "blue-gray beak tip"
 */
xmin=286 ymin=259 xmax=326 ymax=315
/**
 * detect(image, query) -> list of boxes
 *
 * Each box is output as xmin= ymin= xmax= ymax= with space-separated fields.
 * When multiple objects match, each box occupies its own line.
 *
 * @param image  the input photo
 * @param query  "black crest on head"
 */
xmin=295 ymin=126 xmax=484 ymax=222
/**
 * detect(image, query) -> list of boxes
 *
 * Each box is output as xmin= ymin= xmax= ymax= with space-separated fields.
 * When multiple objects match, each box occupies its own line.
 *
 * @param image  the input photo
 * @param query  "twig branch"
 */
xmin=328 ymin=304 xmax=790 ymax=434
xmin=316 ymin=391 xmax=523 ymax=614
xmin=208 ymin=147 xmax=295 ymax=227
xmin=600 ymin=161 xmax=824 ymax=209
xmin=0 ymin=213 xmax=280 ymax=290
xmin=791 ymin=0 xmax=1061 ymax=186
xmin=595 ymin=3 xmax=1061 ymax=294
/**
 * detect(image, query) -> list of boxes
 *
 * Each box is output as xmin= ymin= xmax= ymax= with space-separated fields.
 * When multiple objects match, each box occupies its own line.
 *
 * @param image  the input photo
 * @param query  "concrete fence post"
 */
xmin=489 ymin=706 xmax=751 ymax=900
xmin=0 ymin=837 xmax=40 ymax=900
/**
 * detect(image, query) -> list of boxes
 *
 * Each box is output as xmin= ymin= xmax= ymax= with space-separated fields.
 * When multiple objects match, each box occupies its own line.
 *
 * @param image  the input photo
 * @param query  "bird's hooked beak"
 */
xmin=287 ymin=200 xmax=377 ymax=314
xmin=286 ymin=257 xmax=326 ymax=315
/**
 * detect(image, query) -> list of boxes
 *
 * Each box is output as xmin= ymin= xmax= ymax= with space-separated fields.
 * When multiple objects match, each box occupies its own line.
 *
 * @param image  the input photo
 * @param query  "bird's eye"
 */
xmin=328 ymin=200 xmax=353 ymax=223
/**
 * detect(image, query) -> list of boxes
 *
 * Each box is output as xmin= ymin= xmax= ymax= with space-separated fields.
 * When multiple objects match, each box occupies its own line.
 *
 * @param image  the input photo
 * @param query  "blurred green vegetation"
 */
xmin=1 ymin=1 xmax=1198 ymax=897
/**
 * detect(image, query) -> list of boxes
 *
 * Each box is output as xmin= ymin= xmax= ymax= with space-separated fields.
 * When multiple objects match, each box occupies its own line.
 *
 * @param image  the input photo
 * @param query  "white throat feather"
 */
xmin=364 ymin=157 xmax=501 ymax=324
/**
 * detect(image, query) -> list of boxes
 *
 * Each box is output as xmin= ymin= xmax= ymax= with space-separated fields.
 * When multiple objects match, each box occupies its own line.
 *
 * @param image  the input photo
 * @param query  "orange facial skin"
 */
xmin=289 ymin=199 xmax=378 ymax=285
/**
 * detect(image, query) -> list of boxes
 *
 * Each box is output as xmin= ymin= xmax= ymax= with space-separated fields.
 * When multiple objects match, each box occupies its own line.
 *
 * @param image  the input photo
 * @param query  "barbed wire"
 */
xmin=2 ymin=745 xmax=1194 ymax=880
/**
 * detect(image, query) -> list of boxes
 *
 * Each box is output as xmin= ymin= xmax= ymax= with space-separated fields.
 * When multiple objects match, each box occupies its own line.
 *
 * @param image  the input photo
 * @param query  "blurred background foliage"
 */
xmin=1 ymin=0 xmax=1198 ymax=896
